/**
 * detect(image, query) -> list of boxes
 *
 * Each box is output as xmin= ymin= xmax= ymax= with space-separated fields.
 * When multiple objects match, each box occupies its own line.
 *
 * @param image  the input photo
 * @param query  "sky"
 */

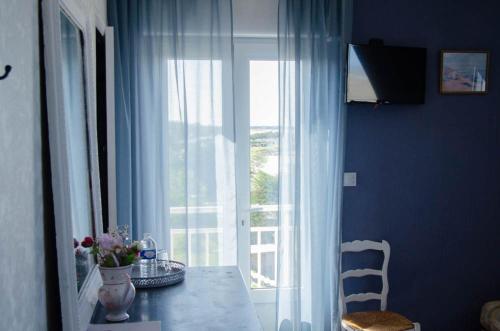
xmin=250 ymin=60 xmax=279 ymax=127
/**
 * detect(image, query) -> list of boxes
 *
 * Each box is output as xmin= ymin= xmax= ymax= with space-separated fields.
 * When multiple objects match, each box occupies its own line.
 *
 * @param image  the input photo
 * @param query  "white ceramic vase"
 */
xmin=98 ymin=265 xmax=136 ymax=322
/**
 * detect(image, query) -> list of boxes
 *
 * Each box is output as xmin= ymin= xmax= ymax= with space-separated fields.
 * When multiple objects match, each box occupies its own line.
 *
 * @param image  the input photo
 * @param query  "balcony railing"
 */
xmin=250 ymin=226 xmax=277 ymax=288
xmin=168 ymin=204 xmax=279 ymax=289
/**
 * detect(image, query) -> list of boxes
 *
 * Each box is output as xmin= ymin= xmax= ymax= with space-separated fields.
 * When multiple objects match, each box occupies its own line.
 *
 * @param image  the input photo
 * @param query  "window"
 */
xmin=133 ymin=39 xmax=280 ymax=298
xmin=165 ymin=58 xmax=237 ymax=267
xmin=167 ymin=59 xmax=223 ymax=266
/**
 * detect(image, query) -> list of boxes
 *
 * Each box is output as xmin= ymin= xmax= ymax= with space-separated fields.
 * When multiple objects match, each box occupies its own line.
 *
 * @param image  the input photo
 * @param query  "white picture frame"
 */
xmin=41 ymin=0 xmax=112 ymax=330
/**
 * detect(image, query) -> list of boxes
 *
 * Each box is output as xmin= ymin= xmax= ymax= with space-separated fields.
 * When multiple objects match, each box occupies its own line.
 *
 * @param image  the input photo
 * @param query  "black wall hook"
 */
xmin=0 ymin=65 xmax=12 ymax=80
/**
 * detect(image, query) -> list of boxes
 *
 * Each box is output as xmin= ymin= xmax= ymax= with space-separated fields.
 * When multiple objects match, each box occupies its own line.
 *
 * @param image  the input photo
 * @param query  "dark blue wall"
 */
xmin=342 ymin=0 xmax=500 ymax=329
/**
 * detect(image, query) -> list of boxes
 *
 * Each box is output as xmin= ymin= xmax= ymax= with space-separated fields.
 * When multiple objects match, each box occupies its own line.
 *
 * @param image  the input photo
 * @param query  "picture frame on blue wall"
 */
xmin=440 ymin=50 xmax=490 ymax=95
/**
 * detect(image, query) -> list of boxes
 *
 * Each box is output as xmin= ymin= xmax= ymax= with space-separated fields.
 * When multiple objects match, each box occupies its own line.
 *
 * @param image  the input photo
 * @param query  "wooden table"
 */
xmin=91 ymin=266 xmax=262 ymax=331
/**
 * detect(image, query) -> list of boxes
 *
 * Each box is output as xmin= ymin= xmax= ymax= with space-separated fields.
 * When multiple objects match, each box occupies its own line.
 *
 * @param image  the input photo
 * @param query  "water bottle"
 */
xmin=140 ymin=233 xmax=157 ymax=265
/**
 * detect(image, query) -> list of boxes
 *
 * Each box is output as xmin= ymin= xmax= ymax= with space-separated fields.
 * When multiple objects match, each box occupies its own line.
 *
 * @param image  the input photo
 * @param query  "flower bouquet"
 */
xmin=90 ymin=229 xmax=142 ymax=267
xmin=87 ymin=227 xmax=142 ymax=322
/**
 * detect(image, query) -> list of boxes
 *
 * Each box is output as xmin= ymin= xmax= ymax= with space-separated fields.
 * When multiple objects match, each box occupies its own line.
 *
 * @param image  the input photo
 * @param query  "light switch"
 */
xmin=343 ymin=172 xmax=357 ymax=187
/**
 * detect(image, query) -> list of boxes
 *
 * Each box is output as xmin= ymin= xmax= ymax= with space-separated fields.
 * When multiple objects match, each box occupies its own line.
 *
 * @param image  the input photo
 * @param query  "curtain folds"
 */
xmin=108 ymin=0 xmax=237 ymax=266
xmin=109 ymin=0 xmax=351 ymax=328
xmin=276 ymin=0 xmax=352 ymax=330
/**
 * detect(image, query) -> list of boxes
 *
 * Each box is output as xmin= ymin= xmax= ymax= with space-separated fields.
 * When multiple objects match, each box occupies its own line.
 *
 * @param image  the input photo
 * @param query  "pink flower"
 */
xmin=97 ymin=233 xmax=123 ymax=251
xmin=97 ymin=234 xmax=115 ymax=251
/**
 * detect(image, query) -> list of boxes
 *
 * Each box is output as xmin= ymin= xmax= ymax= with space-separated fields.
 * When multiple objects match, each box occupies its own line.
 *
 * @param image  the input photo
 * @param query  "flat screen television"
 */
xmin=346 ymin=44 xmax=427 ymax=104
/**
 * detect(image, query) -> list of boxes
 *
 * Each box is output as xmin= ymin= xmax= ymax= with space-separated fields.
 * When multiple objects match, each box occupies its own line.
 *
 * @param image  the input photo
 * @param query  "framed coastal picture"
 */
xmin=440 ymin=50 xmax=490 ymax=94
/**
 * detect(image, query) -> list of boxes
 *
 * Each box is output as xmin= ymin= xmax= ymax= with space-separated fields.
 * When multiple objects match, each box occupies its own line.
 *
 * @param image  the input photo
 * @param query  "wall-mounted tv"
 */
xmin=346 ymin=44 xmax=427 ymax=104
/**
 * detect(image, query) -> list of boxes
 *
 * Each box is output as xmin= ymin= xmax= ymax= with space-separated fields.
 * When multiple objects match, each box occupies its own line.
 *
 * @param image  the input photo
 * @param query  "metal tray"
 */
xmin=131 ymin=260 xmax=185 ymax=288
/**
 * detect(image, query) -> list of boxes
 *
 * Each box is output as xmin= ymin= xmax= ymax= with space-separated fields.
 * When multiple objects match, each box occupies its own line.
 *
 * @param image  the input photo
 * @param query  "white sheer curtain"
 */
xmin=276 ymin=0 xmax=352 ymax=330
xmin=108 ymin=0 xmax=237 ymax=266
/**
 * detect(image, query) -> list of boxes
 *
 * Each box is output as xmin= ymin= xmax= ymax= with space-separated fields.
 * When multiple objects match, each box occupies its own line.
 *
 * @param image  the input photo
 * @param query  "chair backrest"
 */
xmin=340 ymin=240 xmax=390 ymax=314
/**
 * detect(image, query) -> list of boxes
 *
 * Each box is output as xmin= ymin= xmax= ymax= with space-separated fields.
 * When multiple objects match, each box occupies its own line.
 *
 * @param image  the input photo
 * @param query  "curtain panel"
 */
xmin=276 ymin=0 xmax=352 ymax=330
xmin=108 ymin=0 xmax=237 ymax=266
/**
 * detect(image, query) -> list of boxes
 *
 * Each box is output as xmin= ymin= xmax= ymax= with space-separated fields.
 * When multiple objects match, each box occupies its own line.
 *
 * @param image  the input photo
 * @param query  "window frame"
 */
xmin=234 ymin=37 xmax=278 ymax=304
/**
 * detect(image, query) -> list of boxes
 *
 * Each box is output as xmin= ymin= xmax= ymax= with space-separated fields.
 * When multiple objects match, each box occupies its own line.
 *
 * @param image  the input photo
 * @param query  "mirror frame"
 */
xmin=42 ymin=0 xmax=107 ymax=329
xmin=94 ymin=18 xmax=118 ymax=233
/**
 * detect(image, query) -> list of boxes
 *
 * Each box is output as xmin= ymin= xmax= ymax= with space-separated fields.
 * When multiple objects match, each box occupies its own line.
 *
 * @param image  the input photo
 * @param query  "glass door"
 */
xmin=234 ymin=39 xmax=278 ymax=302
xmin=248 ymin=59 xmax=279 ymax=289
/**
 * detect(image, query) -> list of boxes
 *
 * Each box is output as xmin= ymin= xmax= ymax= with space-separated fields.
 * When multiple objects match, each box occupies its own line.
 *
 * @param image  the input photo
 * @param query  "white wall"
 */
xmin=0 ymin=1 xmax=47 ymax=331
xmin=233 ymin=0 xmax=278 ymax=37
xmin=93 ymin=0 xmax=106 ymax=26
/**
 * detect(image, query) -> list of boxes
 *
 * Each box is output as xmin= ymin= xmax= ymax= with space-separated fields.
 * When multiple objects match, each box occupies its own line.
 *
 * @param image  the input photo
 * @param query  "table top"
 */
xmin=90 ymin=266 xmax=262 ymax=331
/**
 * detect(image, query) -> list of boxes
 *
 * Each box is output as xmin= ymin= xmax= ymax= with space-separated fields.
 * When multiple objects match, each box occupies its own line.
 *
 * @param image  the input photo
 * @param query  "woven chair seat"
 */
xmin=481 ymin=301 xmax=500 ymax=331
xmin=342 ymin=311 xmax=414 ymax=331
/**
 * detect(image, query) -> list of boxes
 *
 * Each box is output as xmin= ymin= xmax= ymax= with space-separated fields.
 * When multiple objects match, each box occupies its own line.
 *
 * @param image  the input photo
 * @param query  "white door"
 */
xmin=234 ymin=38 xmax=279 ymax=305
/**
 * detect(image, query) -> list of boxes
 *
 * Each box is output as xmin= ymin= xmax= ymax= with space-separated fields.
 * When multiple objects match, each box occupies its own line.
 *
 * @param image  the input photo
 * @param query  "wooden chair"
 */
xmin=340 ymin=240 xmax=421 ymax=331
